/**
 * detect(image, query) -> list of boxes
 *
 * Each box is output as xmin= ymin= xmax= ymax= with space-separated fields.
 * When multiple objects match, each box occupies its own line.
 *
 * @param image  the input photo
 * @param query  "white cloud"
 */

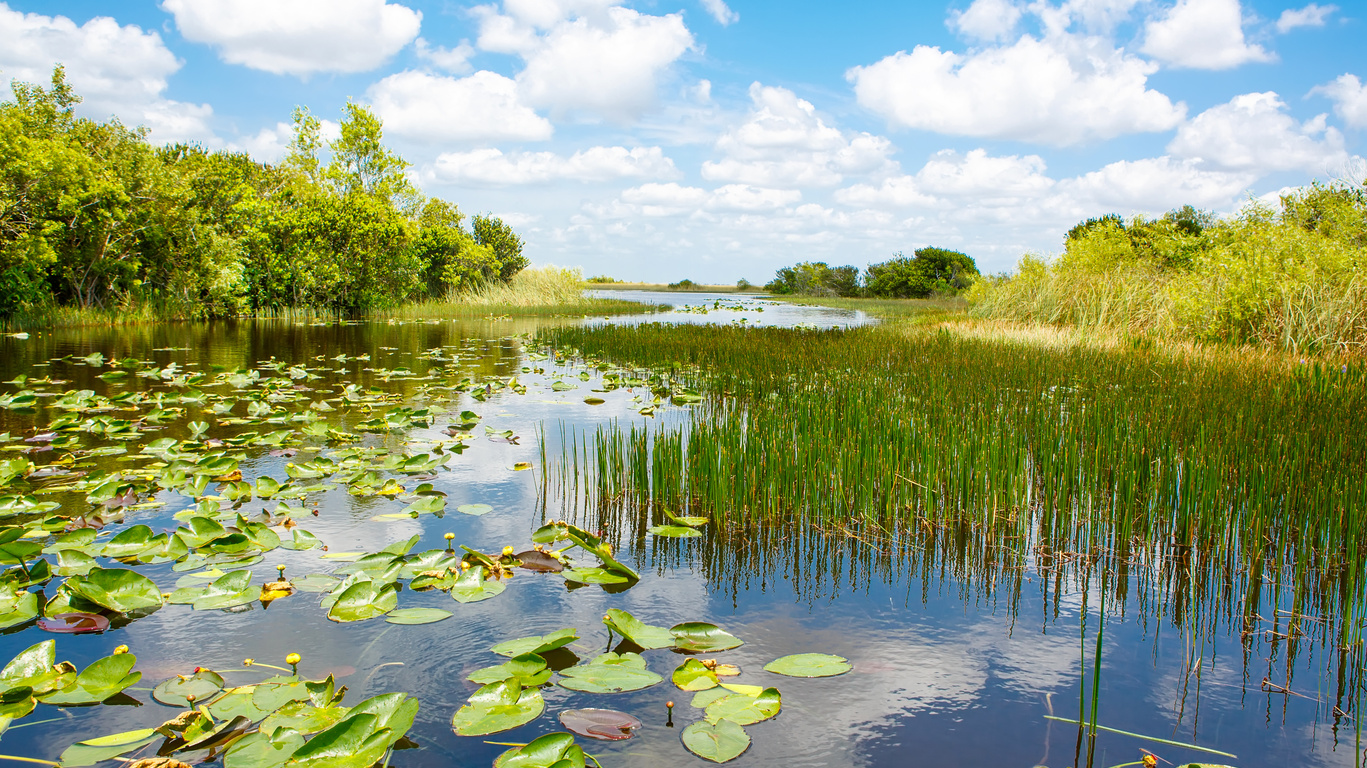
xmin=848 ymin=35 xmax=1185 ymax=145
xmin=367 ymin=70 xmax=553 ymax=143
xmin=702 ymin=83 xmax=896 ymax=188
xmin=426 ymin=145 xmax=678 ymax=185
xmin=622 ymin=182 xmax=709 ymax=209
xmin=415 ymin=38 xmax=475 ymax=73
xmin=513 ymin=6 xmax=695 ymax=121
xmin=1141 ymin=0 xmax=1273 ymax=70
xmin=948 ymin=0 xmax=1023 ymax=42
xmin=1311 ymin=74 xmax=1367 ymax=129
xmin=1168 ymin=92 xmax=1348 ymax=173
xmin=700 ymin=0 xmax=739 ymax=26
xmin=0 ymin=5 xmax=212 ymax=143
xmin=161 ymin=0 xmax=421 ymax=77
xmin=706 ymin=185 xmax=802 ymax=212
xmin=1275 ymin=3 xmax=1336 ymax=33
xmin=836 ymin=149 xmax=1053 ymax=208
xmin=226 ymin=119 xmax=340 ymax=162
xmin=1064 ymin=156 xmax=1256 ymax=210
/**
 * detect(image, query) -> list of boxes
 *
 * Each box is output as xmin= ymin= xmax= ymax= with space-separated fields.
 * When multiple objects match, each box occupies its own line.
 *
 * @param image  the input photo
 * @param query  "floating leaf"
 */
xmin=763 ymin=653 xmax=851 ymax=678
xmin=672 ymin=658 xmax=719 ymax=691
xmin=511 ymin=462 xmax=533 ymax=471
xmin=222 ymin=727 xmax=306 ymax=768
xmin=39 ymin=653 xmax=140 ymax=705
xmin=704 ymin=687 xmax=781 ymax=725
xmin=514 ymin=550 xmax=564 ymax=573
xmin=561 ymin=567 xmax=629 ymax=585
xmin=467 ymin=654 xmax=551 ymax=687
xmin=491 ymin=628 xmax=579 ymax=658
xmin=671 ymin=622 xmax=743 ymax=653
xmin=456 ymin=503 xmax=493 ymax=516
xmin=37 ymin=612 xmax=109 ymax=634
xmin=602 ymin=609 xmax=673 ymax=650
xmin=559 ymin=708 xmax=642 ymax=741
xmin=450 ymin=567 xmax=506 ymax=604
xmin=648 ymin=525 xmax=701 ymax=538
xmin=452 ymin=679 xmax=545 ymax=736
xmin=286 ymin=712 xmax=393 ymax=768
xmin=57 ymin=728 xmax=159 ymax=767
xmin=385 ymin=607 xmax=452 ymax=625
xmin=558 ymin=652 xmax=662 ymax=694
xmin=0 ymin=590 xmax=38 ymax=629
xmin=64 ymin=567 xmax=163 ymax=613
xmin=327 ymin=579 xmax=398 ymax=622
xmin=494 ymin=732 xmax=586 ymax=768
xmin=153 ymin=668 xmax=225 ymax=707
xmin=681 ymin=718 xmax=750 ymax=763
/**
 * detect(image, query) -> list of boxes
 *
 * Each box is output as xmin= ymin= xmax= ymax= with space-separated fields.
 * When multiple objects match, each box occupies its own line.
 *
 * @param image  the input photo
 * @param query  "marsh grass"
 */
xmin=539 ymin=319 xmax=1367 ymax=725
xmin=377 ymin=266 xmax=654 ymax=320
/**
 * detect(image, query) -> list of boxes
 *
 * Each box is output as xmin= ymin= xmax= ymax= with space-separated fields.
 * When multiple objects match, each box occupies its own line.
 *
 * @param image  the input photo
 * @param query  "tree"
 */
xmin=764 ymin=261 xmax=860 ymax=296
xmin=412 ymin=199 xmax=500 ymax=295
xmin=864 ymin=247 xmax=978 ymax=298
xmin=327 ymin=102 xmax=416 ymax=210
xmin=471 ymin=214 xmax=527 ymax=282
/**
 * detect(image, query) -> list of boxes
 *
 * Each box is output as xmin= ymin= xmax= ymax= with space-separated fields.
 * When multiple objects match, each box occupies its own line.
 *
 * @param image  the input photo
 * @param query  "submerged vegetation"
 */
xmin=970 ymin=184 xmax=1367 ymax=353
xmin=0 ymin=67 xmax=546 ymax=326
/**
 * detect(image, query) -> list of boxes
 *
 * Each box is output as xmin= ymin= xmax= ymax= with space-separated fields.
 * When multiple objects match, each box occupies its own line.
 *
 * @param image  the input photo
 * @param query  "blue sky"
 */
xmin=2 ymin=0 xmax=1363 ymax=282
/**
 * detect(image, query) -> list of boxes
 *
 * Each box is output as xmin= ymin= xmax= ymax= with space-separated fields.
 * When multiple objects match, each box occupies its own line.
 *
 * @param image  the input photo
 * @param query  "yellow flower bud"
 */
xmin=501 ymin=546 xmax=514 ymax=556
xmin=113 ymin=645 xmax=130 ymax=655
xmin=244 ymin=658 xmax=255 ymax=666
xmin=285 ymin=652 xmax=301 ymax=666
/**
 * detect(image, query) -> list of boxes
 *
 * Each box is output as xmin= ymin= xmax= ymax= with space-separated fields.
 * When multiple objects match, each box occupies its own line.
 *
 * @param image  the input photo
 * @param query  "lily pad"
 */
xmin=327 ymin=579 xmax=399 ymax=622
xmin=37 ymin=612 xmax=109 ymax=634
xmin=385 ymin=607 xmax=452 ymax=625
xmin=703 ymin=687 xmax=781 ymax=725
xmin=671 ymin=622 xmax=743 ymax=653
xmin=494 ymin=732 xmax=586 ymax=768
xmin=559 ymin=708 xmax=642 ymax=741
xmin=467 ymin=653 xmax=551 ymax=687
xmin=57 ymin=728 xmax=159 ymax=767
xmin=561 ymin=567 xmax=630 ymax=585
xmin=286 ymin=711 xmax=394 ymax=768
xmin=648 ymin=525 xmax=702 ymax=538
xmin=681 ymin=718 xmax=750 ymax=763
xmin=64 ymin=567 xmax=163 ymax=613
xmin=763 ymin=652 xmax=852 ymax=678
xmin=450 ymin=567 xmax=506 ymax=603
xmin=672 ymin=658 xmax=719 ymax=691
xmin=40 ymin=653 xmax=141 ymax=705
xmin=457 ymin=503 xmax=493 ymax=516
xmin=153 ymin=668 xmax=226 ymax=707
xmin=558 ymin=652 xmax=662 ymax=694
xmin=603 ymin=609 xmax=673 ymax=650
xmin=452 ymin=679 xmax=545 ymax=736
xmin=491 ymin=628 xmax=579 ymax=658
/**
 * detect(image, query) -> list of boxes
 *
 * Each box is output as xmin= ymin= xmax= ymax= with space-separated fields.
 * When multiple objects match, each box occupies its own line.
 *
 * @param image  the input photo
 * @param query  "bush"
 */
xmin=864 ymin=247 xmax=978 ymax=298
xmin=764 ymin=262 xmax=860 ymax=296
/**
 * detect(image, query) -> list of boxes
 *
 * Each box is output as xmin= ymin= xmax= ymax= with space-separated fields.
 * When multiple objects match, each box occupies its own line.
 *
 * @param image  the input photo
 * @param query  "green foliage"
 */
xmin=864 ymin=247 xmax=979 ymax=298
xmin=0 ymin=68 xmax=529 ymax=321
xmin=971 ymin=189 xmax=1367 ymax=351
xmin=764 ymin=261 xmax=860 ymax=297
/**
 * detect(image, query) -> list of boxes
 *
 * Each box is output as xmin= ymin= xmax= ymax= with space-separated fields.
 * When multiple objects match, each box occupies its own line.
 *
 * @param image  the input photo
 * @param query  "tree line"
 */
xmin=764 ymin=247 xmax=980 ymax=298
xmin=0 ymin=67 xmax=526 ymax=319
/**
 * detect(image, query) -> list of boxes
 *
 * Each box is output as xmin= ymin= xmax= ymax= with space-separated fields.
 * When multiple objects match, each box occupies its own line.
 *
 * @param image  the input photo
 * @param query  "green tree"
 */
xmin=327 ymin=103 xmax=415 ymax=209
xmin=471 ymin=214 xmax=527 ymax=281
xmin=864 ymin=248 xmax=978 ymax=298
xmin=764 ymin=261 xmax=860 ymax=296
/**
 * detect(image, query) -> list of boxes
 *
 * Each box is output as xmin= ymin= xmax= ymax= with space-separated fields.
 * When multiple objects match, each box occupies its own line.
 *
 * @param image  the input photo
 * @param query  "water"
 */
xmin=0 ymin=312 xmax=1352 ymax=768
xmin=584 ymin=290 xmax=875 ymax=329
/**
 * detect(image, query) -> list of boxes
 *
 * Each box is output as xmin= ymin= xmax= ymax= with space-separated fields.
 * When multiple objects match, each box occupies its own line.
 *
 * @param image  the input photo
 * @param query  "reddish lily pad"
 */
xmin=37 ymin=612 xmax=110 ymax=634
xmin=558 ymin=708 xmax=642 ymax=741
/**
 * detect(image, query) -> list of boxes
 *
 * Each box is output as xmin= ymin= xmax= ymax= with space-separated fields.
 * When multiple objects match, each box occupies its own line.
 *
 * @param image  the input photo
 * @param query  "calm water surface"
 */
xmin=0 ymin=309 xmax=1351 ymax=768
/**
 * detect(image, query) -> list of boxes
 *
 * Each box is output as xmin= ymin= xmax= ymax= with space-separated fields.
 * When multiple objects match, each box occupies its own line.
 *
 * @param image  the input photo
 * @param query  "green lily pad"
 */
xmin=153 ymin=668 xmax=226 ymax=707
xmin=293 ymin=573 xmax=341 ymax=593
xmin=704 ymin=687 xmax=781 ymax=725
xmin=558 ymin=652 xmax=662 ymax=694
xmin=170 ymin=569 xmax=257 ymax=610
xmin=648 ymin=525 xmax=702 ymax=538
xmin=452 ymin=679 xmax=545 ymax=736
xmin=286 ymin=712 xmax=393 ymax=768
xmin=222 ymin=727 xmax=306 ymax=768
xmin=457 ymin=503 xmax=493 ymax=516
xmin=39 ymin=653 xmax=140 ymax=705
xmin=468 ymin=654 xmax=552 ymax=687
xmin=0 ymin=589 xmax=37 ymax=629
xmin=327 ymin=579 xmax=399 ymax=622
xmin=64 ymin=567 xmax=163 ymax=613
xmin=1 ymin=640 xmax=73 ymax=695
xmin=385 ymin=607 xmax=452 ymax=625
xmin=763 ymin=652 xmax=852 ymax=678
xmin=491 ymin=628 xmax=579 ymax=658
xmin=450 ymin=567 xmax=506 ymax=603
xmin=671 ymin=622 xmax=743 ymax=653
xmin=681 ymin=718 xmax=750 ymax=763
xmin=561 ymin=567 xmax=630 ymax=584
xmin=495 ymin=732 xmax=586 ymax=768
xmin=57 ymin=728 xmax=159 ymax=767
xmin=602 ymin=609 xmax=674 ymax=649
xmin=672 ymin=658 xmax=719 ymax=691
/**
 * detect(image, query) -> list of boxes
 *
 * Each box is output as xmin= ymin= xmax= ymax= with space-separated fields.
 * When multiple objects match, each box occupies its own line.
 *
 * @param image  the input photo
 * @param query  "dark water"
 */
xmin=0 ymin=314 xmax=1353 ymax=768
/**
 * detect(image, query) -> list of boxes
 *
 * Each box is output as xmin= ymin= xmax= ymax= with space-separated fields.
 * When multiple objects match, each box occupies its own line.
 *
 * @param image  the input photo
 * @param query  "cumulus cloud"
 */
xmin=1167 ymin=92 xmax=1348 ymax=173
xmin=0 ymin=5 xmax=212 ymax=143
xmin=1275 ymin=3 xmax=1336 ymax=33
xmin=415 ymin=38 xmax=475 ymax=73
xmin=836 ymin=149 xmax=1053 ymax=208
xmin=425 ymin=145 xmax=678 ymax=185
xmin=1311 ymin=74 xmax=1367 ymax=129
xmin=1064 ymin=156 xmax=1256 ymax=210
xmin=1141 ymin=0 xmax=1273 ymax=70
xmin=702 ymin=83 xmax=896 ymax=188
xmin=226 ymin=119 xmax=340 ymax=162
xmin=161 ymin=0 xmax=421 ymax=77
xmin=700 ymin=0 xmax=739 ymax=26
xmin=848 ymin=35 xmax=1185 ymax=145
xmin=367 ymin=70 xmax=553 ymax=142
xmin=948 ymin=0 xmax=1023 ymax=42
xmin=513 ymin=7 xmax=694 ymax=121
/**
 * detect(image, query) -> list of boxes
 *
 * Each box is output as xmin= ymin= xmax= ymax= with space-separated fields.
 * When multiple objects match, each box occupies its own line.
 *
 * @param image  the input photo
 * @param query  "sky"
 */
xmin=1 ymin=0 xmax=1363 ymax=282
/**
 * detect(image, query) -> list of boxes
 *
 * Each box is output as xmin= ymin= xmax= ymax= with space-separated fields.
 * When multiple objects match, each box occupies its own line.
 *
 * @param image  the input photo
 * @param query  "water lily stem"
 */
xmin=0 ymin=755 xmax=61 ymax=766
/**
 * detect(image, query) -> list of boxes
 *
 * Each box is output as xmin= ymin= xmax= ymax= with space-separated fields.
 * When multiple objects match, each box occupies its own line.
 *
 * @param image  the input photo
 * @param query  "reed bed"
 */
xmin=538 ymin=321 xmax=1367 ymax=717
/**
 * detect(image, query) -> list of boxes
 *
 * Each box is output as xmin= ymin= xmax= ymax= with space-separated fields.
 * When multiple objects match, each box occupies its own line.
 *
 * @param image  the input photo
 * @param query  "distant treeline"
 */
xmin=0 ymin=67 xmax=526 ymax=319
xmin=971 ymin=187 xmax=1367 ymax=352
xmin=764 ymin=247 xmax=979 ymax=298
